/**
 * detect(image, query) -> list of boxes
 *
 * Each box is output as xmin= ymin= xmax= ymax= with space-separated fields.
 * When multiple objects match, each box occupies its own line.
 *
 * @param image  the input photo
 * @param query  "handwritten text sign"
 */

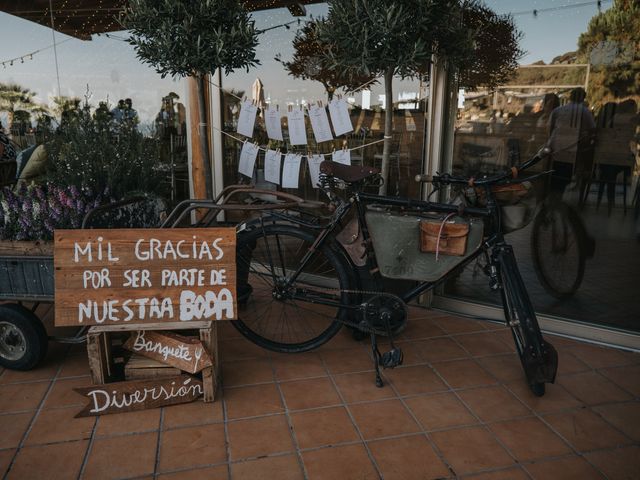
xmin=307 ymin=155 xmax=324 ymax=188
xmin=74 ymin=375 xmax=203 ymax=417
xmin=265 ymin=106 xmax=283 ymax=141
xmin=123 ymin=330 xmax=212 ymax=374
xmin=328 ymin=98 xmax=353 ymax=137
xmin=287 ymin=107 xmax=307 ymax=145
xmin=54 ymin=228 xmax=236 ymax=327
xmin=282 ymin=153 xmax=302 ymax=189
xmin=308 ymin=103 xmax=333 ymax=143
xmin=236 ymin=100 xmax=258 ymax=137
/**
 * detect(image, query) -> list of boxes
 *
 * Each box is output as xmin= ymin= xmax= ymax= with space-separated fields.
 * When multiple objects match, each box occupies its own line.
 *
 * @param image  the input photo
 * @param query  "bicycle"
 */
xmin=233 ymin=148 xmax=559 ymax=396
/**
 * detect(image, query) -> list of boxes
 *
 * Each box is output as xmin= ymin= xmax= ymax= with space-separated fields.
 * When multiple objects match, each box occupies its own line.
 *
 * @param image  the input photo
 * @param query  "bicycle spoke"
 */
xmin=234 ymin=225 xmax=347 ymax=351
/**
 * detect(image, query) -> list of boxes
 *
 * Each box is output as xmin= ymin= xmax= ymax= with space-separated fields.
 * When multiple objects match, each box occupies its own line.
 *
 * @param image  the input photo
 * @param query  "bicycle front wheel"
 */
xmin=498 ymin=245 xmax=558 ymax=397
xmin=531 ymin=203 xmax=586 ymax=298
xmin=234 ymin=223 xmax=351 ymax=353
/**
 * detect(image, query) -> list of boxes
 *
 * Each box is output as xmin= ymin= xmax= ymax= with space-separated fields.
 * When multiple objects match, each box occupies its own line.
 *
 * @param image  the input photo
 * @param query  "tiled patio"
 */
xmin=1 ymin=308 xmax=638 ymax=479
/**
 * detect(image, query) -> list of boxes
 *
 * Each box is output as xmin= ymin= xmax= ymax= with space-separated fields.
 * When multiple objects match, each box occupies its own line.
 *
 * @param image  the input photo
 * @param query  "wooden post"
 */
xmin=199 ymin=321 xmax=218 ymax=402
xmin=87 ymin=330 xmax=110 ymax=385
xmin=187 ymin=76 xmax=211 ymax=200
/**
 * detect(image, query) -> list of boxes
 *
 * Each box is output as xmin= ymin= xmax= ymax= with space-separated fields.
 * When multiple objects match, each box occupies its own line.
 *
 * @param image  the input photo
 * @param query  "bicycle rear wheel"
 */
xmin=497 ymin=245 xmax=558 ymax=396
xmin=234 ymin=223 xmax=351 ymax=353
xmin=531 ymin=203 xmax=586 ymax=298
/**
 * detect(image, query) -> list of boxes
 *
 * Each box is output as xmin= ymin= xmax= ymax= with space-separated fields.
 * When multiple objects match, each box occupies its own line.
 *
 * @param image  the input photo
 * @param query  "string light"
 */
xmin=511 ymin=0 xmax=612 ymax=17
xmin=0 ymin=38 xmax=73 ymax=68
xmin=0 ymin=38 xmax=72 ymax=70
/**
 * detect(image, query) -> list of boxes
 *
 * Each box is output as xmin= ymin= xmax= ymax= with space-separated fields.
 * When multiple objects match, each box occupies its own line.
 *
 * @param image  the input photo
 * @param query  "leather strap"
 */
xmin=435 ymin=213 xmax=456 ymax=262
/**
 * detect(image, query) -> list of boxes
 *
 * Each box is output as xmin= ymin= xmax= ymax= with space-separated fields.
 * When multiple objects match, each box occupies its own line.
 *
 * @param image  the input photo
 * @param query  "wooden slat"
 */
xmin=0 ymin=240 xmax=53 ymax=256
xmin=90 ymin=321 xmax=211 ymax=333
xmin=87 ymin=331 xmax=108 ymax=384
xmin=200 ymin=322 xmax=218 ymax=402
xmin=125 ymin=354 xmax=181 ymax=380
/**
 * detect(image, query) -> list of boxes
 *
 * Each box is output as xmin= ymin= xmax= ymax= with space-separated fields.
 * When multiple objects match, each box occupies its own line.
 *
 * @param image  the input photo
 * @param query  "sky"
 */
xmin=0 ymin=0 xmax=611 ymax=125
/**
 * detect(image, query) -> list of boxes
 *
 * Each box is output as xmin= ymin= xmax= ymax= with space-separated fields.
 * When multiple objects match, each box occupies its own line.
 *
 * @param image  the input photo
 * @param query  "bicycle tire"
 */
xmin=497 ymin=245 xmax=558 ymax=397
xmin=531 ymin=203 xmax=586 ymax=299
xmin=234 ymin=223 xmax=351 ymax=353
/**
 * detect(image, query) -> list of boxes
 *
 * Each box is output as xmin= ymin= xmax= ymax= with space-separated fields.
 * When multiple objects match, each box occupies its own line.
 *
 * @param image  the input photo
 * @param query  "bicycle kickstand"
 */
xmin=370 ymin=333 xmax=384 ymax=388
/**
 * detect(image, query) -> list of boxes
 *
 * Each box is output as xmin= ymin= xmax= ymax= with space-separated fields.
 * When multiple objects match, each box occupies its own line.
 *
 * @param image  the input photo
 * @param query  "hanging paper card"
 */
xmin=237 ymin=100 xmax=258 ymax=137
xmin=238 ymin=142 xmax=259 ymax=178
xmin=307 ymin=154 xmax=324 ymax=189
xmin=264 ymin=149 xmax=281 ymax=185
xmin=328 ymin=98 xmax=353 ymax=137
xmin=282 ymin=154 xmax=302 ymax=189
xmin=332 ymin=149 xmax=351 ymax=166
xmin=287 ymin=107 xmax=307 ymax=146
xmin=308 ymin=103 xmax=333 ymax=143
xmin=265 ymin=106 xmax=283 ymax=141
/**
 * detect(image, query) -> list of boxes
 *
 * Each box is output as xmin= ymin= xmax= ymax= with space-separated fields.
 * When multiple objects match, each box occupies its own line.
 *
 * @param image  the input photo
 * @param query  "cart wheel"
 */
xmin=0 ymin=304 xmax=48 ymax=371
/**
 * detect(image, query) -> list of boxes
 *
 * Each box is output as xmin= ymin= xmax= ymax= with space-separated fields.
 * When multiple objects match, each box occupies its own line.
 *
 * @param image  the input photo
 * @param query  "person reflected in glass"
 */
xmin=123 ymin=98 xmax=139 ymax=126
xmin=506 ymin=104 xmax=538 ymax=166
xmin=547 ymin=87 xmax=596 ymax=204
xmin=111 ymin=99 xmax=126 ymax=123
xmin=593 ymin=99 xmax=639 ymax=215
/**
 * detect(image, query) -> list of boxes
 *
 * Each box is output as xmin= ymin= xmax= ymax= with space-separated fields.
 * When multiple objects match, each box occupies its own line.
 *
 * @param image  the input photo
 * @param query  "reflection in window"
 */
xmin=0 ymin=14 xmax=188 ymax=204
xmin=221 ymin=5 xmax=427 ymax=202
xmin=445 ymin=0 xmax=640 ymax=332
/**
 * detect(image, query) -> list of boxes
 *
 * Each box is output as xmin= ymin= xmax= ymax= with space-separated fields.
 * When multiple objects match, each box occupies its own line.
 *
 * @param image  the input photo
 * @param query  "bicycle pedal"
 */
xmin=380 ymin=347 xmax=403 ymax=369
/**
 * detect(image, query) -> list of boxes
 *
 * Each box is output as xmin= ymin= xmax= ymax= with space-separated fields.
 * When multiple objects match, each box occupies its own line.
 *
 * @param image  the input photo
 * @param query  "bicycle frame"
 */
xmin=275 ymin=182 xmax=508 ymax=307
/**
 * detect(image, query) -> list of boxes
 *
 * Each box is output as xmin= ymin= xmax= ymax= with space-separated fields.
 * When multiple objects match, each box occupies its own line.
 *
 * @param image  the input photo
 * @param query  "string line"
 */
xmin=217 ymin=128 xmax=386 ymax=158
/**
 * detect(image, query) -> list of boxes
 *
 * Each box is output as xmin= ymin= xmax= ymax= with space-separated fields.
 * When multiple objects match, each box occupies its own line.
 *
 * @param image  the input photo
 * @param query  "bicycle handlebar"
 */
xmin=415 ymin=146 xmax=551 ymax=187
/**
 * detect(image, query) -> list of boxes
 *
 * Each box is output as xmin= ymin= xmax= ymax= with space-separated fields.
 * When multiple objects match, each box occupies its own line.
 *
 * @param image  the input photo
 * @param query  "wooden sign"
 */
xmin=123 ymin=330 xmax=212 ymax=374
xmin=74 ymin=375 xmax=203 ymax=417
xmin=54 ymin=228 xmax=236 ymax=326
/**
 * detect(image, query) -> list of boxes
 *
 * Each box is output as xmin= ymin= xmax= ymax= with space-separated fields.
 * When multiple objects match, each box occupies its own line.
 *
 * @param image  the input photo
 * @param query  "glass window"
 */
xmin=221 ymin=4 xmax=427 ymax=202
xmin=0 ymin=13 xmax=188 ymax=202
xmin=444 ymin=0 xmax=640 ymax=333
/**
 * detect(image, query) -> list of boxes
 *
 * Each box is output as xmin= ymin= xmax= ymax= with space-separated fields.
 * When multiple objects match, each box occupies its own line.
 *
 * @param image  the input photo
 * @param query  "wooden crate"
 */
xmin=87 ymin=321 xmax=219 ymax=402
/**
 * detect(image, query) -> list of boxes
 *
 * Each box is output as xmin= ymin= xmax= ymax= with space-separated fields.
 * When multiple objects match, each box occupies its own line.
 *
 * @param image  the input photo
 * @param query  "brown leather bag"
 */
xmin=420 ymin=217 xmax=469 ymax=257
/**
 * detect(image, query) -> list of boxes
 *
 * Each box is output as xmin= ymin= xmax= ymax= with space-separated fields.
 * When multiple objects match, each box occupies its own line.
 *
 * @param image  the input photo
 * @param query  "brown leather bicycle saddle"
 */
xmin=320 ymin=161 xmax=380 ymax=183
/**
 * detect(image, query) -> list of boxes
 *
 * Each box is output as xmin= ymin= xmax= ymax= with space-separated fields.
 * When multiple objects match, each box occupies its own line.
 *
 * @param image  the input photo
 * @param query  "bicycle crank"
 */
xmin=359 ymin=294 xmax=407 ymax=387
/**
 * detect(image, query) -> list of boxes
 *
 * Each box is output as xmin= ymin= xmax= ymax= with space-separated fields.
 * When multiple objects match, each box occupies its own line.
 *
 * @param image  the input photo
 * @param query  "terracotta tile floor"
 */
xmin=1 ymin=309 xmax=639 ymax=479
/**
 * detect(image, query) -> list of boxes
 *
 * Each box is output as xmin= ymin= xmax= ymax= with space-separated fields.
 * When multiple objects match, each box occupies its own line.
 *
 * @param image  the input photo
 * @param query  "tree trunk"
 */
xmin=378 ymin=67 xmax=394 ymax=195
xmin=7 ymin=110 xmax=14 ymax=132
xmin=195 ymin=73 xmax=214 ymax=199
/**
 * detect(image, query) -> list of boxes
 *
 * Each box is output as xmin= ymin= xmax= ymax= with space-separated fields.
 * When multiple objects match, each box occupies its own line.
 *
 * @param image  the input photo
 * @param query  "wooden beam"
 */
xmin=187 ymin=77 xmax=210 ymax=200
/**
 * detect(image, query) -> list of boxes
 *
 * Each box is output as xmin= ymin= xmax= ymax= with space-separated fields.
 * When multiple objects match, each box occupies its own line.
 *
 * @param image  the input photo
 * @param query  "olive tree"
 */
xmin=125 ymin=0 xmax=259 ymax=198
xmin=318 ymin=0 xmax=523 ymax=193
xmin=279 ymin=20 xmax=376 ymax=101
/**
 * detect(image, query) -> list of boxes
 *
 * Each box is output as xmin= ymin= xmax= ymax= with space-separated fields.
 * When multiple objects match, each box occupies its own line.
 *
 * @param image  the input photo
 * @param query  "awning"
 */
xmin=0 ymin=1 xmax=323 ymax=40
